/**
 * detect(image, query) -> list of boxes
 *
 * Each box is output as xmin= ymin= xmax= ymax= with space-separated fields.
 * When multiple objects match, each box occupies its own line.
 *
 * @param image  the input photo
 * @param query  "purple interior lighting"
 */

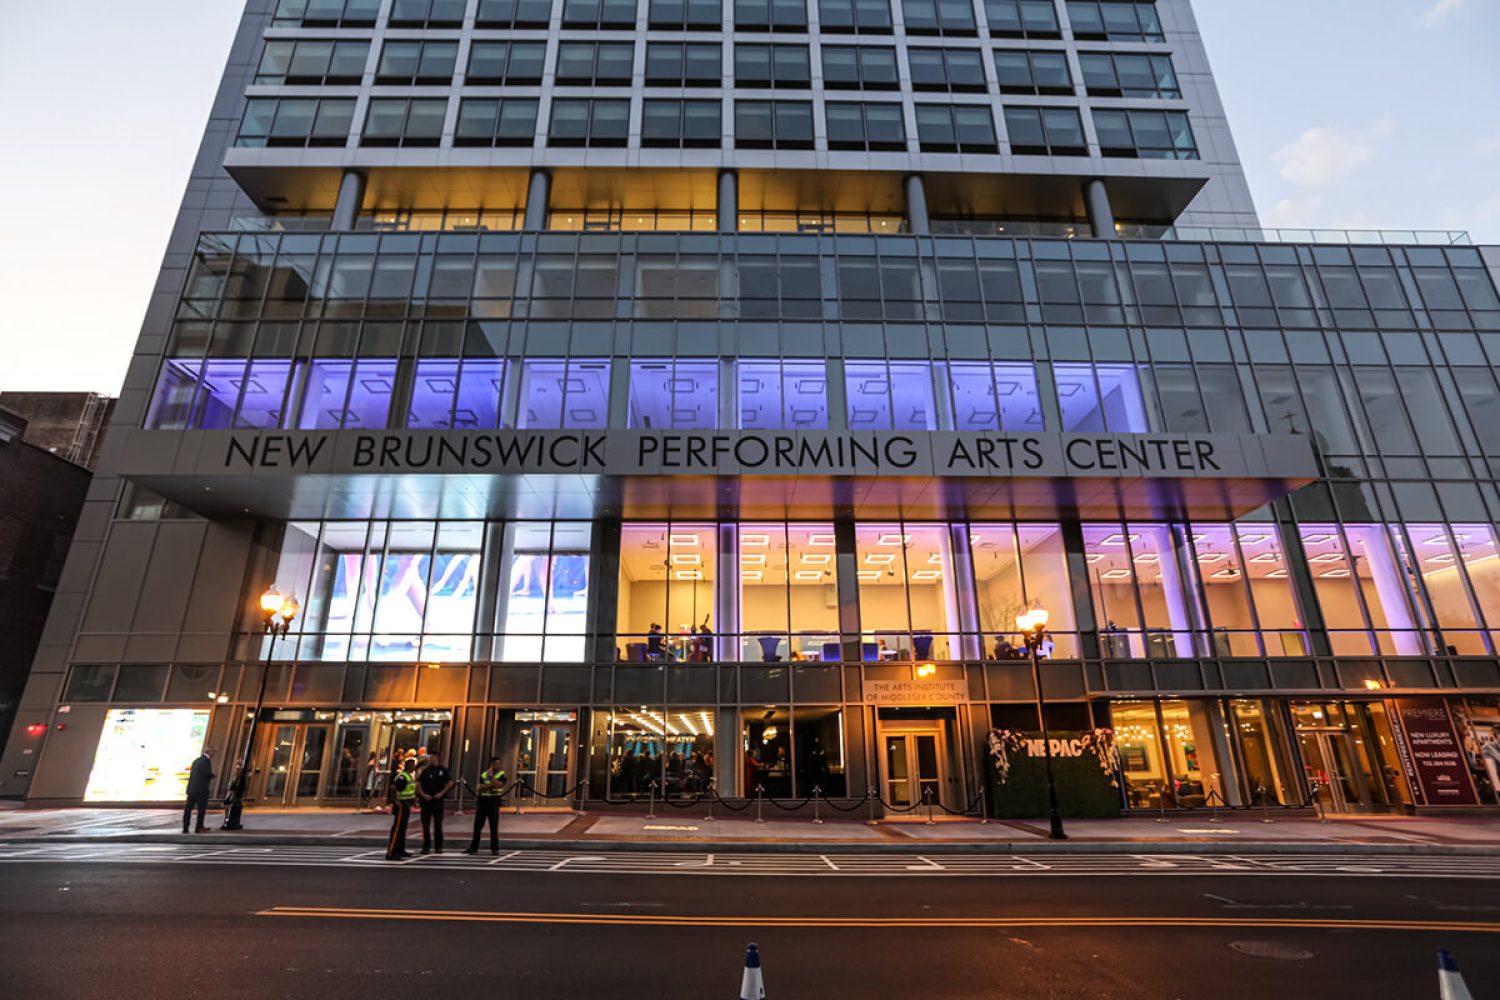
xmin=629 ymin=361 xmax=718 ymax=429
xmin=737 ymin=361 xmax=828 ymax=429
xmin=234 ymin=360 xmax=298 ymax=429
xmin=1055 ymin=363 xmax=1149 ymax=432
xmin=196 ymin=359 xmax=250 ymax=430
xmin=846 ymin=362 xmax=935 ymax=430
xmin=948 ymin=362 xmax=1043 ymax=431
xmin=518 ymin=359 xmax=610 ymax=429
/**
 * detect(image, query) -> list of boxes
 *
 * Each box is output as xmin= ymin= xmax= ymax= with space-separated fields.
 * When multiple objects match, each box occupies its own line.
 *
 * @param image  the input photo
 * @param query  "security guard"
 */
xmin=385 ymin=757 xmax=418 ymax=861
xmin=463 ymin=756 xmax=508 ymax=856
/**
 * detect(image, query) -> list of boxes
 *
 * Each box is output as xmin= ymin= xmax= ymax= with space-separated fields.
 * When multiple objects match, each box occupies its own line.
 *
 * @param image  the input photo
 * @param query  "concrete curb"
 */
xmin=6 ymin=832 xmax=1500 ymax=857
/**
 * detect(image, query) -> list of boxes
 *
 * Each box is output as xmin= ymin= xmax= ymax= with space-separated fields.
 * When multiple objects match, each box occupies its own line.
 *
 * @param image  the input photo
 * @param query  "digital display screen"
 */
xmin=83 ymin=709 xmax=211 ymax=802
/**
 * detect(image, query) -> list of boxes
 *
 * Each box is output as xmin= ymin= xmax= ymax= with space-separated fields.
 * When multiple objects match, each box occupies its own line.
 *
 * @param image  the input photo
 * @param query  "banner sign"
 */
xmin=1390 ymin=699 xmax=1480 ymax=806
xmin=205 ymin=429 xmax=1314 ymax=481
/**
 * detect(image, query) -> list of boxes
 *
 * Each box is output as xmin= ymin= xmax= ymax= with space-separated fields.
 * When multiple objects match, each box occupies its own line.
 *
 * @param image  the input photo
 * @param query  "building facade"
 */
xmin=0 ymin=393 xmax=117 ymax=472
xmin=4 ymin=0 xmax=1500 ymax=815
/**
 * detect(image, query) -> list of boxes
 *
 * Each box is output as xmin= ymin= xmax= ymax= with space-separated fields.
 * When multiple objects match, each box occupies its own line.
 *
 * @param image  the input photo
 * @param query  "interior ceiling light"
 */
xmin=741 ymin=553 xmax=766 ymax=566
xmin=794 ymin=570 xmax=822 ymax=581
xmin=1236 ymin=533 xmax=1272 ymax=544
xmin=807 ymin=533 xmax=836 ymax=546
xmin=911 ymin=569 xmax=941 ymax=580
xmin=864 ymin=552 xmax=896 ymax=565
xmin=741 ymin=533 xmax=770 ymax=547
xmin=669 ymin=534 xmax=702 ymax=547
xmin=878 ymin=534 xmax=911 ymax=546
xmin=669 ymin=553 xmax=701 ymax=565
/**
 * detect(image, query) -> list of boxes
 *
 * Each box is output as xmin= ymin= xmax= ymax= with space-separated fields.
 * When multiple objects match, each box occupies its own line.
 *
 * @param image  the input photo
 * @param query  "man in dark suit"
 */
xmin=183 ymin=747 xmax=215 ymax=834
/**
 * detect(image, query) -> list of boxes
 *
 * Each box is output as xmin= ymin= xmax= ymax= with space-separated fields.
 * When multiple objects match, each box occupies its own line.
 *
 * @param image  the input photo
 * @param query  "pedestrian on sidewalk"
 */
xmin=385 ymin=757 xmax=418 ymax=861
xmin=416 ymin=752 xmax=455 ymax=854
xmin=183 ymin=747 xmax=215 ymax=834
xmin=464 ymin=756 xmax=507 ymax=856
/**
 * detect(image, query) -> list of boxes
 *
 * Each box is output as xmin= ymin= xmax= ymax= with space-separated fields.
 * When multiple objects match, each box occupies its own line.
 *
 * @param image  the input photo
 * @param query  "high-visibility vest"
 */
xmin=480 ymin=769 xmax=506 ymax=796
xmin=394 ymin=771 xmax=417 ymax=802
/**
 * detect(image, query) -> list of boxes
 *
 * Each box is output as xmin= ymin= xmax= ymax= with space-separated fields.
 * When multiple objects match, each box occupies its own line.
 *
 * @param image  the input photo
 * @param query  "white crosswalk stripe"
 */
xmin=0 ymin=841 xmax=1498 ymax=878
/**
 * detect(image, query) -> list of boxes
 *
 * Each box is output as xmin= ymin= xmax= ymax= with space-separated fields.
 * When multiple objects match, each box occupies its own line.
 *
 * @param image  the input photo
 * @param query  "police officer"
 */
xmin=385 ymin=757 xmax=417 ymax=861
xmin=463 ymin=756 xmax=507 ymax=856
xmin=416 ymin=752 xmax=455 ymax=854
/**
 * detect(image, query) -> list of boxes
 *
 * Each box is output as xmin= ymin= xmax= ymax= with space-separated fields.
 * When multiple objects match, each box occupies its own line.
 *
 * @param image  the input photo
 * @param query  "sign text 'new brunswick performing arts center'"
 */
xmin=214 ymin=430 xmax=1316 ymax=480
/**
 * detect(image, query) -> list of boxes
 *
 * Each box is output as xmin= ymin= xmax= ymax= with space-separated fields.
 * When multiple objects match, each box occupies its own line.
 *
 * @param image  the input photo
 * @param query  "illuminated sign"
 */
xmin=83 ymin=709 xmax=211 ymax=802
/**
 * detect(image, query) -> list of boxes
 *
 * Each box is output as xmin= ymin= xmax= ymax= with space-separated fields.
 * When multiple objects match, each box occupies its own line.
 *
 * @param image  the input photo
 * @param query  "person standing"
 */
xmin=416 ymin=752 xmax=455 ymax=854
xmin=183 ymin=747 xmax=214 ymax=834
xmin=385 ymin=757 xmax=418 ymax=861
xmin=463 ymin=756 xmax=507 ymax=856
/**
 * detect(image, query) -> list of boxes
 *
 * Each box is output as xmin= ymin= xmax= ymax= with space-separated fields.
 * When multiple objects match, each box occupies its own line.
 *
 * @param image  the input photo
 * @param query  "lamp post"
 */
xmin=1017 ymin=605 xmax=1066 ymax=840
xmin=222 ymin=587 xmax=299 ymax=831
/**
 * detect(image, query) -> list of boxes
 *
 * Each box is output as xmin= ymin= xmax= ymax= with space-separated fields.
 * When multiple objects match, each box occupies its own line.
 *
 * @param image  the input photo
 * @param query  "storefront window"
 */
xmin=741 ymin=706 xmax=846 ymax=798
xmin=1157 ymin=699 xmax=1231 ymax=807
xmin=855 ymin=523 xmax=961 ymax=659
xmin=736 ymin=360 xmax=829 ymax=429
xmin=616 ymin=523 xmax=718 ymax=661
xmin=590 ymin=707 xmax=715 ymax=800
xmin=736 ymin=523 xmax=839 ymax=662
xmin=1453 ymin=697 xmax=1500 ymax=806
xmin=1229 ymin=699 xmax=1300 ymax=805
xmin=495 ymin=522 xmax=593 ymax=662
xmin=628 ymin=360 xmax=719 ymax=429
xmin=1111 ymin=701 xmax=1165 ymax=808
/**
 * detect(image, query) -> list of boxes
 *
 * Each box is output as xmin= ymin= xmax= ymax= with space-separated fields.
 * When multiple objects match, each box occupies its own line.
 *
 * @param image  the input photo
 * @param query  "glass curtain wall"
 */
xmin=736 ymin=524 xmax=840 ymax=662
xmin=616 ymin=524 xmax=719 ymax=661
xmin=968 ymin=523 xmax=1076 ymax=657
xmin=494 ymin=522 xmax=594 ymax=661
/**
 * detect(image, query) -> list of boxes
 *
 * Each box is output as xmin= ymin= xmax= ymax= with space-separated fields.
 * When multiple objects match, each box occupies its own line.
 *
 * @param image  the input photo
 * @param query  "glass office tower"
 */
xmin=3 ymin=0 xmax=1499 ymax=818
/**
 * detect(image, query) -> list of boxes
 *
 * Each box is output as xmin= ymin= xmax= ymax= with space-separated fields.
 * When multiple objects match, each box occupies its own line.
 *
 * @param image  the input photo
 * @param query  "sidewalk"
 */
xmin=2 ymin=803 xmax=1497 ymax=854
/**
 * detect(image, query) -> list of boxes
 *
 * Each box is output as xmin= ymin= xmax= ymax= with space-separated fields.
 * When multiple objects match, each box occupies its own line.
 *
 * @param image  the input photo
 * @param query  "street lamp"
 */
xmin=222 ymin=587 xmax=299 ymax=830
xmin=1017 ymin=604 xmax=1066 ymax=841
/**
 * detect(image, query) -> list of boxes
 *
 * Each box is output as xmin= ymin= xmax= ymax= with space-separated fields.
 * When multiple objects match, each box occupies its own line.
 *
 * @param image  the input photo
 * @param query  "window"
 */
xmin=992 ymin=49 xmax=1072 ymax=95
xmin=556 ymin=42 xmax=635 ymax=85
xmin=476 ymin=0 xmax=554 ymax=26
xmin=256 ymin=40 xmax=369 ymax=84
xmin=821 ymin=46 xmax=899 ymax=89
xmin=736 ymin=360 xmax=829 ymax=428
xmin=649 ymin=0 xmax=724 ymax=27
xmin=516 ymin=359 xmax=611 ymax=428
xmin=1004 ymin=106 xmax=1085 ymax=154
xmin=236 ymin=98 xmax=355 ymax=148
xmin=628 ymin=360 xmax=719 ymax=429
xmin=1093 ymin=108 xmax=1196 ymax=158
xmin=616 ymin=524 xmax=718 ymax=658
xmin=735 ymin=100 xmax=814 ymax=148
xmin=548 ymin=99 xmax=630 ymax=146
xmin=389 ymin=0 xmax=467 ymax=25
xmin=818 ymin=0 xmax=892 ymax=32
xmin=376 ymin=41 xmax=459 ymax=85
xmin=902 ymin=0 xmax=977 ymax=33
xmin=1078 ymin=52 xmax=1178 ymax=97
xmin=1054 ymin=363 xmax=1149 ymax=432
xmin=645 ymin=42 xmax=722 ymax=85
xmin=1298 ymin=524 xmax=1429 ymax=657
xmin=454 ymin=98 xmax=540 ymax=146
xmin=845 ymin=361 xmax=936 ymax=430
xmin=985 ymin=0 xmax=1061 ymax=36
xmin=944 ymin=362 xmax=1042 ymax=431
xmin=971 ymin=524 xmax=1076 ymax=656
xmin=854 ymin=524 xmax=963 ymax=660
xmin=908 ymin=48 xmax=987 ymax=91
xmin=466 ymin=42 xmax=546 ymax=84
xmin=272 ymin=0 xmax=380 ymax=27
xmin=495 ymin=523 xmax=594 ymax=662
xmin=294 ymin=360 xmax=398 ymax=429
xmin=362 ymin=98 xmax=447 ymax=147
xmin=914 ymin=104 xmax=997 ymax=152
xmin=1065 ymin=0 xmax=1163 ymax=41
xmin=735 ymin=44 xmax=811 ymax=87
xmin=825 ymin=102 xmax=906 ymax=150
xmin=562 ymin=0 xmax=639 ymax=26
xmin=735 ymin=0 xmax=809 ymax=29
xmin=408 ymin=359 xmax=509 ymax=429
xmin=737 ymin=524 xmax=840 ymax=663
xmin=642 ymin=99 xmax=722 ymax=147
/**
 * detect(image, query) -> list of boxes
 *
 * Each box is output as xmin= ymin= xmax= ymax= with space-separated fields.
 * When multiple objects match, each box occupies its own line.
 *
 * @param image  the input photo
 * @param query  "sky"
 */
xmin=0 ymin=0 xmax=1497 ymax=395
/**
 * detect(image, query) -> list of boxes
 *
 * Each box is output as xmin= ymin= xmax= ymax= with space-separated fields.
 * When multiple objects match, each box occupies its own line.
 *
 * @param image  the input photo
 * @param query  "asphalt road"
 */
xmin=1 ymin=854 xmax=1496 ymax=999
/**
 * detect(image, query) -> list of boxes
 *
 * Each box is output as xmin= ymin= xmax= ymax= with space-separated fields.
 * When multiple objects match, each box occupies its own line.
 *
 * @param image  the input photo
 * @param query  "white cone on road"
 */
xmin=739 ymin=943 xmax=765 ymax=999
xmin=1438 ymin=949 xmax=1473 ymax=1000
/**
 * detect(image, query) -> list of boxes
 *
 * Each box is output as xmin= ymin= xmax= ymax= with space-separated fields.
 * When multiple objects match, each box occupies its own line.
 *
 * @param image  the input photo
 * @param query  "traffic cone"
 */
xmin=739 ymin=943 xmax=765 ymax=999
xmin=1438 ymin=949 xmax=1473 ymax=1000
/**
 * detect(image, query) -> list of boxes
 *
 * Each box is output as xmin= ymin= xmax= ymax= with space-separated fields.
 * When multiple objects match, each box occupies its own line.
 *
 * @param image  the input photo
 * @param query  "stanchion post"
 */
xmin=867 ymin=787 xmax=879 ymax=826
xmin=979 ymin=783 xmax=990 ymax=825
xmin=705 ymin=778 xmax=715 ymax=821
xmin=576 ymin=777 xmax=588 ymax=816
xmin=924 ymin=786 xmax=935 ymax=826
xmin=646 ymin=780 xmax=657 ymax=820
xmin=1156 ymin=786 xmax=1171 ymax=823
xmin=811 ymin=786 xmax=823 ymax=825
xmin=1257 ymin=783 xmax=1274 ymax=824
xmin=1208 ymin=788 xmax=1222 ymax=824
xmin=754 ymin=786 xmax=765 ymax=824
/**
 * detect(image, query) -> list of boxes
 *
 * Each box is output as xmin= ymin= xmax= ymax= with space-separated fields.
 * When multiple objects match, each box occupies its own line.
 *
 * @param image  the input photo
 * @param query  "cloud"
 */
xmin=1271 ymin=119 xmax=1391 ymax=188
xmin=1420 ymin=0 xmax=1466 ymax=27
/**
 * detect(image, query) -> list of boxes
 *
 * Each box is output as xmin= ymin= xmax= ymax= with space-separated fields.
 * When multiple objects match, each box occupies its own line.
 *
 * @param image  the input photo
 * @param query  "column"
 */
xmin=717 ymin=169 xmax=738 ymax=233
xmin=330 ymin=169 xmax=367 ymax=231
xmin=1083 ymin=178 xmax=1116 ymax=239
xmin=904 ymin=173 xmax=930 ymax=235
xmin=522 ymin=169 xmax=552 ymax=231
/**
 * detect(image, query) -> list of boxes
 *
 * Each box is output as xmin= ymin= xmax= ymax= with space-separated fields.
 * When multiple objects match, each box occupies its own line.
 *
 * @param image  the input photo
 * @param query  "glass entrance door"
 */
xmin=513 ymin=723 xmax=575 ymax=809
xmin=1298 ymin=729 xmax=1371 ymax=812
xmin=256 ymin=723 xmax=332 ymax=806
xmin=880 ymin=728 xmax=948 ymax=814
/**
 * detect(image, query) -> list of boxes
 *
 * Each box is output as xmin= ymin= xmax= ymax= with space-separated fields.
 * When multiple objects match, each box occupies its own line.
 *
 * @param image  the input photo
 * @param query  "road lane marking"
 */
xmin=255 ymin=906 xmax=1500 ymax=934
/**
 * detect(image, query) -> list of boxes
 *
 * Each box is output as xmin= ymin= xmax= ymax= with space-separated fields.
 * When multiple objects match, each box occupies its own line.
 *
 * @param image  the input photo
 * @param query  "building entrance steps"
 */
xmin=3 ymin=806 xmax=1500 ymax=854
